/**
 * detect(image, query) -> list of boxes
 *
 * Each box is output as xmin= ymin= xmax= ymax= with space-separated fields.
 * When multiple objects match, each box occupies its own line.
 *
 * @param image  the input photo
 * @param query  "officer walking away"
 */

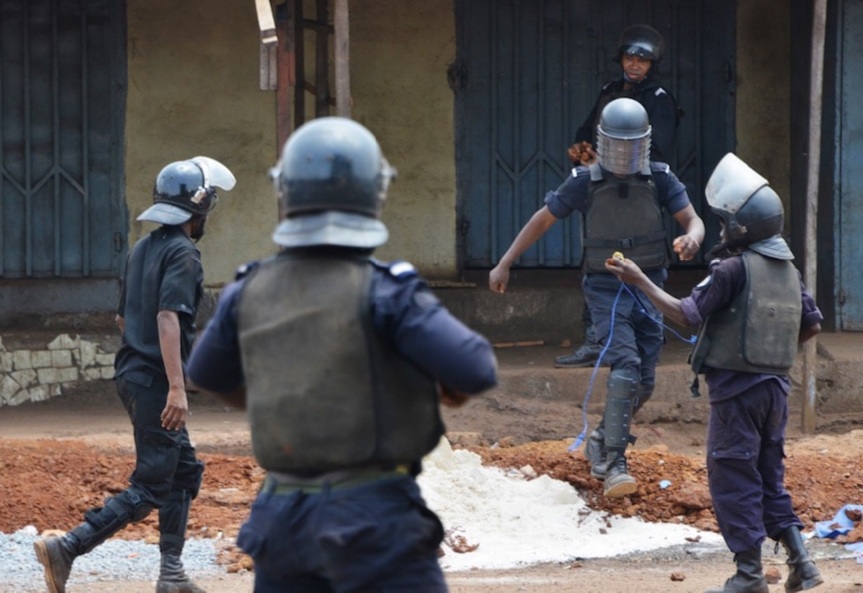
xmin=489 ymin=97 xmax=704 ymax=498
xmin=558 ymin=23 xmax=682 ymax=369
xmin=605 ymin=153 xmax=823 ymax=593
xmin=186 ymin=117 xmax=498 ymax=592
xmin=34 ymin=157 xmax=236 ymax=593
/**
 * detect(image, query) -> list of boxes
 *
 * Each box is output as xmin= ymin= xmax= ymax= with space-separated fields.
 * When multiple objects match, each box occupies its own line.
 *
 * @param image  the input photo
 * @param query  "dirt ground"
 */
xmin=1 ymin=377 xmax=863 ymax=592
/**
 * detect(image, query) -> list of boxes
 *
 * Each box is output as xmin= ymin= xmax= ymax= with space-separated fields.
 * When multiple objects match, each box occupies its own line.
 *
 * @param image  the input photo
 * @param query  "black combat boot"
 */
xmin=554 ymin=341 xmax=602 ymax=368
xmin=583 ymin=425 xmax=608 ymax=479
xmin=555 ymin=320 xmax=603 ymax=368
xmin=705 ymin=549 xmax=769 ymax=593
xmin=780 ymin=526 xmax=824 ymax=591
xmin=33 ymin=535 xmax=77 ymax=593
xmin=156 ymin=553 xmax=208 ymax=593
xmin=602 ymin=453 xmax=637 ymax=498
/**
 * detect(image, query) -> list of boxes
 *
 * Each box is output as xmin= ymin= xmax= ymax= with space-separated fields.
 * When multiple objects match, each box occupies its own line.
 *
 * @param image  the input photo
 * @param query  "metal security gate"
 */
xmin=833 ymin=0 xmax=863 ymax=329
xmin=0 ymin=0 xmax=126 ymax=282
xmin=454 ymin=0 xmax=736 ymax=269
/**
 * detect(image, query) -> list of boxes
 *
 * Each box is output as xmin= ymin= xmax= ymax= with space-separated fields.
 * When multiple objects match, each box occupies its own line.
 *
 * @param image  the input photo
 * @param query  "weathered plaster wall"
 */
xmin=350 ymin=1 xmax=458 ymax=277
xmin=736 ymin=1 xmax=791 ymax=210
xmin=121 ymin=0 xmax=790 ymax=286
xmin=125 ymin=0 xmax=280 ymax=285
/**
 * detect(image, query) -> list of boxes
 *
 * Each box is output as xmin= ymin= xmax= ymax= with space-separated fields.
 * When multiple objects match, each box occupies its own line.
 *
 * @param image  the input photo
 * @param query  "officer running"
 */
xmin=605 ymin=153 xmax=824 ymax=593
xmin=186 ymin=117 xmax=498 ymax=592
xmin=489 ymin=97 xmax=704 ymax=498
xmin=559 ymin=23 xmax=683 ymax=369
xmin=33 ymin=157 xmax=235 ymax=593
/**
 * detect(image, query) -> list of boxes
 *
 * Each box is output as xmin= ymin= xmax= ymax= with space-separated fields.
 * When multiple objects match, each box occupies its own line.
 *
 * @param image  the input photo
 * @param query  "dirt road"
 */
xmin=1 ymin=381 xmax=862 ymax=592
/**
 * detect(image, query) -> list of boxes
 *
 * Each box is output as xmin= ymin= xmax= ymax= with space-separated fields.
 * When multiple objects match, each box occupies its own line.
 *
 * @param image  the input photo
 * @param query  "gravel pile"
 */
xmin=0 ymin=526 xmax=223 ymax=592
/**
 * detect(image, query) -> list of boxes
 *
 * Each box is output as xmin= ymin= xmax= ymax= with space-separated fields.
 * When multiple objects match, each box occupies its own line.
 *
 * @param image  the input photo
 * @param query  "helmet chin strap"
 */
xmin=190 ymin=215 xmax=207 ymax=242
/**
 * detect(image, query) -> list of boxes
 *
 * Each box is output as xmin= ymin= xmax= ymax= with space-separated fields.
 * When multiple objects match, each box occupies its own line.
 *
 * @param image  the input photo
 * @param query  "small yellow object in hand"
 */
xmin=612 ymin=251 xmax=625 ymax=261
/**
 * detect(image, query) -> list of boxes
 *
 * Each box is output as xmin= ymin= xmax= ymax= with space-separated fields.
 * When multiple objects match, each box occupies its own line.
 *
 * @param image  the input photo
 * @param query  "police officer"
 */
xmin=34 ymin=157 xmax=235 ymax=593
xmin=490 ymin=97 xmax=704 ymax=498
xmin=186 ymin=117 xmax=498 ymax=592
xmin=605 ymin=153 xmax=824 ymax=592
xmin=558 ymin=23 xmax=682 ymax=369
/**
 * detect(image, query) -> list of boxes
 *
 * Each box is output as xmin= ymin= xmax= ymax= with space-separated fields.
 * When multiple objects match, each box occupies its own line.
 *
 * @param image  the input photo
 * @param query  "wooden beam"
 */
xmin=276 ymin=1 xmax=295 ymax=151
xmin=315 ymin=0 xmax=330 ymax=117
xmin=255 ymin=0 xmax=277 ymax=46
xmin=334 ymin=0 xmax=351 ymax=117
xmin=802 ymin=0 xmax=827 ymax=434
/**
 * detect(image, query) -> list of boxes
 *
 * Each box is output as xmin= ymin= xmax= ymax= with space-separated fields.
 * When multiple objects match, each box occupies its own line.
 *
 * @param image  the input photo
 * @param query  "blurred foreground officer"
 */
xmin=34 ymin=157 xmax=236 ymax=593
xmin=187 ymin=117 xmax=498 ymax=592
xmin=605 ymin=153 xmax=824 ymax=593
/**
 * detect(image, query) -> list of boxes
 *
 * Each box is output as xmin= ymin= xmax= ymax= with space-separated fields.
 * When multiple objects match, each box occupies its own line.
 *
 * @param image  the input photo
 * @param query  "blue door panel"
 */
xmin=837 ymin=0 xmax=863 ymax=329
xmin=0 ymin=0 xmax=126 ymax=280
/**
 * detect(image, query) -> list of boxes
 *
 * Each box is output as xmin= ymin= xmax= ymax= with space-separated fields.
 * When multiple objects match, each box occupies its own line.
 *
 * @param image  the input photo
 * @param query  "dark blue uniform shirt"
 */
xmin=679 ymin=255 xmax=823 ymax=403
xmin=187 ymin=258 xmax=498 ymax=396
xmin=115 ymin=225 xmax=203 ymax=381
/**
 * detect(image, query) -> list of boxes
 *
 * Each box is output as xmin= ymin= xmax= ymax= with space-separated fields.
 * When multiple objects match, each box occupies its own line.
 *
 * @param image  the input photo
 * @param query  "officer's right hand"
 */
xmin=489 ymin=264 xmax=510 ymax=294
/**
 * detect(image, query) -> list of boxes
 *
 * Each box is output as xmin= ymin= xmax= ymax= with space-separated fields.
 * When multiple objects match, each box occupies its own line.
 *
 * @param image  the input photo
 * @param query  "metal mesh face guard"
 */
xmin=596 ymin=130 xmax=651 ymax=175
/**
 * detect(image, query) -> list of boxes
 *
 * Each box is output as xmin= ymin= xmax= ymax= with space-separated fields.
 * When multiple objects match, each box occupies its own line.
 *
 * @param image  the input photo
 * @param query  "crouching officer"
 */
xmin=605 ymin=153 xmax=824 ymax=593
xmin=34 ymin=157 xmax=236 ymax=593
xmin=490 ymin=97 xmax=704 ymax=498
xmin=186 ymin=117 xmax=498 ymax=592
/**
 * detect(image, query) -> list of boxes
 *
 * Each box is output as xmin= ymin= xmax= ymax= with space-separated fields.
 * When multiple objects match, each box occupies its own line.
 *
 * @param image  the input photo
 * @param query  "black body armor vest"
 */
xmin=237 ymin=252 xmax=443 ymax=473
xmin=690 ymin=252 xmax=802 ymax=375
xmin=582 ymin=165 xmax=669 ymax=273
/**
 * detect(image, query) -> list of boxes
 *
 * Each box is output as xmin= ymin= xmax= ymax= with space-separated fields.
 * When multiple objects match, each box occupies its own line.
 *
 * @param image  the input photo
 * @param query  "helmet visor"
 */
xmin=191 ymin=156 xmax=236 ymax=191
xmin=705 ymin=153 xmax=768 ymax=214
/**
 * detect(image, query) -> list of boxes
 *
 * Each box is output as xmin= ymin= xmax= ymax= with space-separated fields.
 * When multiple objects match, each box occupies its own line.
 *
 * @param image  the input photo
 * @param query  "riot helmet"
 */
xmin=615 ymin=24 xmax=664 ymax=64
xmin=271 ymin=116 xmax=396 ymax=249
xmin=139 ymin=156 xmax=236 ymax=226
xmin=705 ymin=153 xmax=792 ymax=260
xmin=596 ymin=98 xmax=652 ymax=175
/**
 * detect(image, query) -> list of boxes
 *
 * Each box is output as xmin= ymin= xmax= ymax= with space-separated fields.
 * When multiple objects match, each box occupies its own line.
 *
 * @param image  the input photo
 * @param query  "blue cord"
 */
xmin=567 ymin=284 xmax=624 ymax=452
xmin=567 ymin=279 xmax=696 ymax=453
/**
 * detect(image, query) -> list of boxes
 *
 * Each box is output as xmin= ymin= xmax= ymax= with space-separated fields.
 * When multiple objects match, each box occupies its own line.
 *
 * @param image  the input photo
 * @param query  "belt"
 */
xmin=262 ymin=464 xmax=411 ymax=495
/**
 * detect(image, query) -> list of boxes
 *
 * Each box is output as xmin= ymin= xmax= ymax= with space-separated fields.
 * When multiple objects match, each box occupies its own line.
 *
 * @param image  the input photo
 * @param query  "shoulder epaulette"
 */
xmin=649 ymin=162 xmax=671 ymax=175
xmin=234 ymin=260 xmax=260 ymax=280
xmin=371 ymin=258 xmax=417 ymax=279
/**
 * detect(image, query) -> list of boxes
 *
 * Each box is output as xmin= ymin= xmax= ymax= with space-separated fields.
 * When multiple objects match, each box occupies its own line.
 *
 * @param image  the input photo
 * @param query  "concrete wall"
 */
xmin=122 ymin=0 xmax=790 ymax=287
xmin=735 ymin=0 xmax=791 ymax=213
xmin=124 ymin=0 xmax=457 ymax=286
xmin=350 ymin=1 xmax=458 ymax=277
xmin=125 ymin=0 xmax=281 ymax=284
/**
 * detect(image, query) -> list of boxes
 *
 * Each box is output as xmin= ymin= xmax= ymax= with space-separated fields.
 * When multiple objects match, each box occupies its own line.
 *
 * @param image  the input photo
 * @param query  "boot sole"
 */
xmin=603 ymin=477 xmax=637 ymax=498
xmin=787 ymin=575 xmax=825 ymax=592
xmin=33 ymin=539 xmax=65 ymax=593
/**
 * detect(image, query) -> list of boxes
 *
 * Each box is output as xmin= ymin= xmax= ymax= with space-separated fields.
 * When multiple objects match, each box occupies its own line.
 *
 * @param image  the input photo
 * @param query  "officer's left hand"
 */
xmin=604 ymin=256 xmax=647 ymax=286
xmin=161 ymin=386 xmax=190 ymax=431
xmin=673 ymin=235 xmax=700 ymax=261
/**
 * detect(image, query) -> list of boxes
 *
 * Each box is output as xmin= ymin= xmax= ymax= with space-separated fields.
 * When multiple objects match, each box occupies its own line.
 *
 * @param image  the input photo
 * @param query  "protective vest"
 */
xmin=582 ymin=164 xmax=669 ymax=273
xmin=690 ymin=251 xmax=802 ymax=375
xmin=237 ymin=252 xmax=443 ymax=474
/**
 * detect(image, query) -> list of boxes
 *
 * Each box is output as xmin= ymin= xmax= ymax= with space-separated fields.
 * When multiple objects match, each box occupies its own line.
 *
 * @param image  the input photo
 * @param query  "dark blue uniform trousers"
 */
xmin=237 ymin=474 xmax=447 ymax=592
xmin=707 ymin=380 xmax=803 ymax=552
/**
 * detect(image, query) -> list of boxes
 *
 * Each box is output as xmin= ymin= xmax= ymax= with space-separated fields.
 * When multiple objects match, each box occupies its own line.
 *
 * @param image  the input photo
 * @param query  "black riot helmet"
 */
xmin=705 ymin=153 xmax=793 ymax=260
xmin=615 ymin=24 xmax=665 ymax=64
xmin=271 ymin=116 xmax=396 ymax=249
xmin=596 ymin=98 xmax=652 ymax=175
xmin=139 ymin=156 xmax=236 ymax=225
